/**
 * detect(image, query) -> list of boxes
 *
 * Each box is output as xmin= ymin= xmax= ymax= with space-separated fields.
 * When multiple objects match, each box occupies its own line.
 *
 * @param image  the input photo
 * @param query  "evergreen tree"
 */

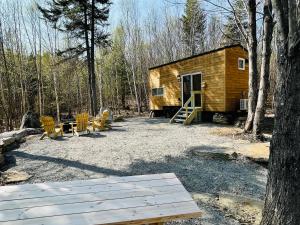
xmin=181 ymin=0 xmax=206 ymax=55
xmin=38 ymin=0 xmax=111 ymax=116
xmin=222 ymin=0 xmax=247 ymax=46
xmin=207 ymin=15 xmax=222 ymax=50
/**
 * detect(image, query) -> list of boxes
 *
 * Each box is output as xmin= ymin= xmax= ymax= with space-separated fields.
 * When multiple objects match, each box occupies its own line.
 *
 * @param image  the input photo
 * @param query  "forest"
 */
xmin=0 ymin=0 xmax=273 ymax=132
xmin=0 ymin=1 xmax=300 ymax=224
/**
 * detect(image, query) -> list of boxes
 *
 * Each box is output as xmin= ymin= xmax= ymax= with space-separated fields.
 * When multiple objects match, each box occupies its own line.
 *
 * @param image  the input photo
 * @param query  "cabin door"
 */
xmin=181 ymin=73 xmax=202 ymax=107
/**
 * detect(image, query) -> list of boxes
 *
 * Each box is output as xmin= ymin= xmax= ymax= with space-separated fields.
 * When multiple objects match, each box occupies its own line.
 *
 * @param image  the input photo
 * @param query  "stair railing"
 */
xmin=183 ymin=95 xmax=194 ymax=117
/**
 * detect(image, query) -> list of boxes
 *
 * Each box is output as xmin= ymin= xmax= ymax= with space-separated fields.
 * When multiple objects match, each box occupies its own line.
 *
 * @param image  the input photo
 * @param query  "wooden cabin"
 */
xmin=148 ymin=44 xmax=248 ymax=124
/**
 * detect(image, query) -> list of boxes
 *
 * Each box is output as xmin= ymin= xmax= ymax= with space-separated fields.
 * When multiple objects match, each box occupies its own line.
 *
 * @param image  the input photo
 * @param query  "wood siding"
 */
xmin=149 ymin=50 xmax=226 ymax=111
xmin=224 ymin=47 xmax=249 ymax=112
xmin=149 ymin=46 xmax=248 ymax=112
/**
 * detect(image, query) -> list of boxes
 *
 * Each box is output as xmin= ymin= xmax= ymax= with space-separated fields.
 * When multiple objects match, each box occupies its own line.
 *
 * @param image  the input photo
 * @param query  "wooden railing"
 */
xmin=183 ymin=91 xmax=203 ymax=124
xmin=183 ymin=95 xmax=194 ymax=117
xmin=170 ymin=90 xmax=204 ymax=124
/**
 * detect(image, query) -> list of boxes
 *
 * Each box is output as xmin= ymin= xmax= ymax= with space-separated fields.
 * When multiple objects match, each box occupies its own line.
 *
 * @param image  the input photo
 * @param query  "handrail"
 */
xmin=183 ymin=95 xmax=194 ymax=117
xmin=183 ymin=90 xmax=203 ymax=117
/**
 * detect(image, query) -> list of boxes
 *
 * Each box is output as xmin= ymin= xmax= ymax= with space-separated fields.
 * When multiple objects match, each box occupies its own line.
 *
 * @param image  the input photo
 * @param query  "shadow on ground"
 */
xmin=9 ymin=144 xmax=266 ymax=199
xmin=10 ymin=151 xmax=130 ymax=177
xmin=126 ymin=147 xmax=266 ymax=198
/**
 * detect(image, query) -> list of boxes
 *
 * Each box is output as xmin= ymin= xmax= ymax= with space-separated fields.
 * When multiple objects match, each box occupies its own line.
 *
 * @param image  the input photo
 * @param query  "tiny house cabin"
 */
xmin=148 ymin=44 xmax=248 ymax=124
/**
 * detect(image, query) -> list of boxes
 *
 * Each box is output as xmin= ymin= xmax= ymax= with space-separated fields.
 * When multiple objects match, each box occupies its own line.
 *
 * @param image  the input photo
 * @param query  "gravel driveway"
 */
xmin=5 ymin=117 xmax=267 ymax=225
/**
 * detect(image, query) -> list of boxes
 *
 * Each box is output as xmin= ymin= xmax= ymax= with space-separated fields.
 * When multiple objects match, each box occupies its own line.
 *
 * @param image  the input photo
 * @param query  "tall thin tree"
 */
xmin=182 ymin=0 xmax=206 ymax=55
xmin=253 ymin=0 xmax=274 ymax=138
xmin=38 ymin=0 xmax=111 ymax=116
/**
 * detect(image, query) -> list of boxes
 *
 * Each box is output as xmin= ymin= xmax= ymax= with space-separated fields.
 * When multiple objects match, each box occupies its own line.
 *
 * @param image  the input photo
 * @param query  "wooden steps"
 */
xmin=170 ymin=108 xmax=201 ymax=125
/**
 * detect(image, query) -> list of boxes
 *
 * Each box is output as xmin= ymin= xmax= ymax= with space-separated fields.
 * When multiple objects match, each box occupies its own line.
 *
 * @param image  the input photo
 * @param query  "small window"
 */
xmin=152 ymin=87 xmax=164 ymax=96
xmin=238 ymin=58 xmax=245 ymax=70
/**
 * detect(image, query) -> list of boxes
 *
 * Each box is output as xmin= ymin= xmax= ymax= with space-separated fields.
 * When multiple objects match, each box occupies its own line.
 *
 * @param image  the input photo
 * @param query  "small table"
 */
xmin=0 ymin=173 xmax=201 ymax=225
xmin=61 ymin=120 xmax=76 ymax=133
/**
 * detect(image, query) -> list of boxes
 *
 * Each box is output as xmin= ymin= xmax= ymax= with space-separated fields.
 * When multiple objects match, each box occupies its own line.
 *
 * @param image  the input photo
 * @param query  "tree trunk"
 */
xmin=36 ymin=30 xmax=42 ymax=116
xmin=53 ymin=28 xmax=60 ymax=123
xmin=83 ymin=5 xmax=94 ymax=116
xmin=260 ymin=1 xmax=300 ymax=224
xmin=131 ymin=63 xmax=141 ymax=114
xmin=0 ymin=18 xmax=13 ymax=130
xmin=90 ymin=0 xmax=98 ymax=116
xmin=97 ymin=57 xmax=103 ymax=109
xmin=253 ymin=0 xmax=274 ymax=138
xmin=76 ymin=71 xmax=83 ymax=113
xmin=38 ymin=19 xmax=44 ymax=115
xmin=53 ymin=70 xmax=60 ymax=123
xmin=244 ymin=0 xmax=258 ymax=132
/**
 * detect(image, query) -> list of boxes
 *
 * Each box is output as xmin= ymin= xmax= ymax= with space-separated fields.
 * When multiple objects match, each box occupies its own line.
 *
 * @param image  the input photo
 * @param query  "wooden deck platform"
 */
xmin=0 ymin=173 xmax=201 ymax=225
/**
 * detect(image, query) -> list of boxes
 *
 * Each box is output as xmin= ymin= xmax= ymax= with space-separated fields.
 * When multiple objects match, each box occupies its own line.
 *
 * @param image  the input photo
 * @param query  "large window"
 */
xmin=152 ymin=87 xmax=164 ymax=96
xmin=238 ymin=58 xmax=245 ymax=70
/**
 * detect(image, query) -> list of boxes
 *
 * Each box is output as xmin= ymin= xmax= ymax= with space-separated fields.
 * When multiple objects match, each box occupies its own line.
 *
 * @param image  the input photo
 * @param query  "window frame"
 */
xmin=238 ymin=58 xmax=246 ymax=70
xmin=152 ymin=87 xmax=164 ymax=97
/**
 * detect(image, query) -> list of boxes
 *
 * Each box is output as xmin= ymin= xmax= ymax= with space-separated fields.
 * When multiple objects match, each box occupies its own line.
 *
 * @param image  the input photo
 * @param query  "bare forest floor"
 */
xmin=4 ymin=117 xmax=268 ymax=225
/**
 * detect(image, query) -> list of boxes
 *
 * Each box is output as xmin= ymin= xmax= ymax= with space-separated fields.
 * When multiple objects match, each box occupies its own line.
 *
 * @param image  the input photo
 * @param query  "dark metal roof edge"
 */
xmin=148 ymin=44 xmax=247 ymax=70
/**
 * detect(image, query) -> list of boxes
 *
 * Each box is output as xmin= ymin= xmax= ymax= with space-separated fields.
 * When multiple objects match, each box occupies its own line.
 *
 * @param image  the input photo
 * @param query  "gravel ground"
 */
xmin=5 ymin=117 xmax=267 ymax=225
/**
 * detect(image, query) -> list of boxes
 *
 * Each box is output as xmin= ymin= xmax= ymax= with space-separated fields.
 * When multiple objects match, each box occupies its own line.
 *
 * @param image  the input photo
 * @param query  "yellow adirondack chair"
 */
xmin=92 ymin=110 xmax=111 ymax=131
xmin=72 ymin=113 xmax=91 ymax=136
xmin=40 ymin=116 xmax=63 ymax=140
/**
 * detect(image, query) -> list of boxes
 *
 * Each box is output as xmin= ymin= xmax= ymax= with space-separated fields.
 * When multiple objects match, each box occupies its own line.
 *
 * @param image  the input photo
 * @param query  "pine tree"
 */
xmin=222 ymin=0 xmax=247 ymax=46
xmin=207 ymin=15 xmax=222 ymax=50
xmin=37 ymin=0 xmax=111 ymax=116
xmin=181 ymin=0 xmax=206 ymax=55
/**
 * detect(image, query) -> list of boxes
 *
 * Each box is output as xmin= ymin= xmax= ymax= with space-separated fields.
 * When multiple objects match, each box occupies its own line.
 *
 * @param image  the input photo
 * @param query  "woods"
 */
xmin=0 ymin=1 xmax=291 ymax=135
xmin=0 ymin=0 xmax=300 ymax=224
xmin=0 ymin=0 xmax=217 ymax=130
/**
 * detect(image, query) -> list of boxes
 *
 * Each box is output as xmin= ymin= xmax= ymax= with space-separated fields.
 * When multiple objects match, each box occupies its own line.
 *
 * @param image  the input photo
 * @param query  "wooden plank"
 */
xmin=0 ymin=184 xmax=186 ymax=211
xmin=149 ymin=47 xmax=249 ymax=112
xmin=0 ymin=192 xmax=193 ymax=222
xmin=1 ymin=173 xmax=176 ymax=193
xmin=225 ymin=47 xmax=248 ymax=111
xmin=0 ymin=177 xmax=181 ymax=201
xmin=0 ymin=174 xmax=201 ymax=224
xmin=0 ymin=201 xmax=201 ymax=225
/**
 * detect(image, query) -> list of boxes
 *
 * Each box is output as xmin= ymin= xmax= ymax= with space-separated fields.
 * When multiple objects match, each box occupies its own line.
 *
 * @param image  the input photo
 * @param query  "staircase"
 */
xmin=170 ymin=91 xmax=203 ymax=125
xmin=170 ymin=107 xmax=199 ymax=125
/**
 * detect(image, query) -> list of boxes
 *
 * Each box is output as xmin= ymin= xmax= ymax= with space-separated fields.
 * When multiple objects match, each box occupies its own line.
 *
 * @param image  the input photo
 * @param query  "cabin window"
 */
xmin=238 ymin=58 xmax=245 ymax=70
xmin=152 ymin=87 xmax=164 ymax=96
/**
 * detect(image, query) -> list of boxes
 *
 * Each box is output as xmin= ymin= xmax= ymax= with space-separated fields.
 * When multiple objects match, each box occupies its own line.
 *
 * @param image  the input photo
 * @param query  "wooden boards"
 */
xmin=0 ymin=173 xmax=201 ymax=225
xmin=148 ymin=45 xmax=249 ymax=113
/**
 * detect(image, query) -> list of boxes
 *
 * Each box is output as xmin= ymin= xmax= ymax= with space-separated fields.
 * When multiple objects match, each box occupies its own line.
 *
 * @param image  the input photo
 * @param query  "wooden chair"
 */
xmin=92 ymin=110 xmax=111 ymax=131
xmin=40 ymin=116 xmax=63 ymax=140
xmin=72 ymin=113 xmax=91 ymax=136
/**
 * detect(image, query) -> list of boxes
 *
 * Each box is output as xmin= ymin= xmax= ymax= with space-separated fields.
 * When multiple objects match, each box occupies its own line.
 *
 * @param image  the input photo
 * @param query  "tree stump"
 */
xmin=20 ymin=111 xmax=41 ymax=129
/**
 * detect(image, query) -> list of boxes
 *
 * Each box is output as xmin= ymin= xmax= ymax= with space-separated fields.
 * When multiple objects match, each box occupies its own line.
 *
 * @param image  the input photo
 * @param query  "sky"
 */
xmin=108 ymin=0 xmax=185 ymax=29
xmin=0 ymin=0 xmax=231 ymax=52
xmin=0 ymin=0 xmax=228 ymax=31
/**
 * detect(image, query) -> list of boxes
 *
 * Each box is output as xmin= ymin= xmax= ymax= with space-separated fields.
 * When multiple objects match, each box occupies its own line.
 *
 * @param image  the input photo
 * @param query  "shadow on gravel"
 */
xmin=52 ymin=136 xmax=69 ymax=141
xmin=10 ymin=144 xmax=266 ymax=199
xmin=11 ymin=151 xmax=130 ymax=177
xmin=125 ymin=147 xmax=266 ymax=199
xmin=187 ymin=145 xmax=229 ymax=152
xmin=105 ymin=128 xmax=127 ymax=132
xmin=73 ymin=133 xmax=107 ymax=138
xmin=135 ymin=118 xmax=169 ymax=125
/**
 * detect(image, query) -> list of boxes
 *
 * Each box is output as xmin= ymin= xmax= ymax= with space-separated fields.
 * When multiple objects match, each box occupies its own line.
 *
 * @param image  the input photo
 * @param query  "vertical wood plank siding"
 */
xmin=224 ymin=47 xmax=249 ymax=112
xmin=149 ymin=46 xmax=248 ymax=112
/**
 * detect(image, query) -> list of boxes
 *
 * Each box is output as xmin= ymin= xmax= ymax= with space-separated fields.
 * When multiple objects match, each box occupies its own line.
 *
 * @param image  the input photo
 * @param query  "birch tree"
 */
xmin=253 ymin=0 xmax=274 ymax=138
